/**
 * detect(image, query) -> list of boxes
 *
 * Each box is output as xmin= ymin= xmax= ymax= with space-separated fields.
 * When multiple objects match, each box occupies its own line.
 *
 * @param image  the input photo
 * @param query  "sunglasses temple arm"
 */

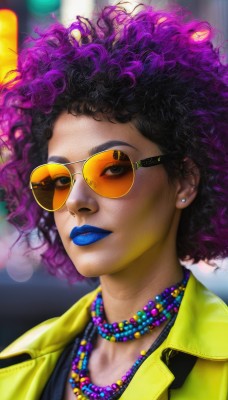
xmin=135 ymin=155 xmax=170 ymax=169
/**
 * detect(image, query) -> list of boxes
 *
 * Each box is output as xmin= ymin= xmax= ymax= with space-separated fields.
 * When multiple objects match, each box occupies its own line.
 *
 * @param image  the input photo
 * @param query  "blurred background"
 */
xmin=0 ymin=0 xmax=228 ymax=350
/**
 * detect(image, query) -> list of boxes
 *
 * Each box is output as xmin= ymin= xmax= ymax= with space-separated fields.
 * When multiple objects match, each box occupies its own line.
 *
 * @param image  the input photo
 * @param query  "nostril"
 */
xmin=78 ymin=207 xmax=91 ymax=212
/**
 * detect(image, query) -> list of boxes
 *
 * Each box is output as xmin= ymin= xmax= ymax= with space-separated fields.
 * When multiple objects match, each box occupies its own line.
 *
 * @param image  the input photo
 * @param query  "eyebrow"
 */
xmin=89 ymin=140 xmax=137 ymax=155
xmin=47 ymin=140 xmax=137 ymax=163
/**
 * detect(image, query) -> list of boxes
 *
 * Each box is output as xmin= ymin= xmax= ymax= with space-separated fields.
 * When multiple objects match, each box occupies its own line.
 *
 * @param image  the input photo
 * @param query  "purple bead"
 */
xmin=151 ymin=308 xmax=159 ymax=317
xmin=111 ymin=383 xmax=118 ymax=390
xmin=86 ymin=343 xmax=93 ymax=352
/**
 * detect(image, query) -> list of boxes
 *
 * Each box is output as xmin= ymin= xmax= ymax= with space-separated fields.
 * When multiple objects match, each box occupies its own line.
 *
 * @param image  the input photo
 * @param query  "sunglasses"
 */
xmin=29 ymin=149 xmax=170 ymax=212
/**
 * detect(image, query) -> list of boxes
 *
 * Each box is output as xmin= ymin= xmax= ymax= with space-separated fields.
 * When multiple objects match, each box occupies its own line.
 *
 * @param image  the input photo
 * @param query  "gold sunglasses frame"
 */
xmin=29 ymin=150 xmax=170 ymax=212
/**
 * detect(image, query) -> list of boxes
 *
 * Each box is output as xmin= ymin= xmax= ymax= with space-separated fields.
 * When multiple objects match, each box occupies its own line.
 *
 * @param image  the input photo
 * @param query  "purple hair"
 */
xmin=0 ymin=3 xmax=228 ymax=281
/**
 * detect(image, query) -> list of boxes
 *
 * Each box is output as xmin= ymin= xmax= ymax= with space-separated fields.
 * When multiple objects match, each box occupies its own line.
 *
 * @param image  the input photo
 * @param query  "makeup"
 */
xmin=70 ymin=225 xmax=112 ymax=246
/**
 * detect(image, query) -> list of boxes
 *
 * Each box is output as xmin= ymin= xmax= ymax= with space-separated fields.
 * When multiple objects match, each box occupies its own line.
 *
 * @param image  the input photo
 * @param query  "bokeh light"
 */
xmin=0 ymin=9 xmax=18 ymax=84
xmin=27 ymin=0 xmax=60 ymax=15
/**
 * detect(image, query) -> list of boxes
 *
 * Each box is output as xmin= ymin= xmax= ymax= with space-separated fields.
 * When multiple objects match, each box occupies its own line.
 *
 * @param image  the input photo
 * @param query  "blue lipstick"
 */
xmin=70 ymin=225 xmax=112 ymax=246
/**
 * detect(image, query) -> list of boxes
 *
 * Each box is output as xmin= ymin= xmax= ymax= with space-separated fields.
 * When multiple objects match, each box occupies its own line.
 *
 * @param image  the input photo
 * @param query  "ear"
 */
xmin=175 ymin=158 xmax=200 ymax=209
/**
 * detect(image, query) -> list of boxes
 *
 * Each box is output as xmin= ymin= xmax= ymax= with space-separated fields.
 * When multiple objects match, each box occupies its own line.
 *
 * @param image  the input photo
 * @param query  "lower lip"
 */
xmin=72 ymin=232 xmax=111 ymax=246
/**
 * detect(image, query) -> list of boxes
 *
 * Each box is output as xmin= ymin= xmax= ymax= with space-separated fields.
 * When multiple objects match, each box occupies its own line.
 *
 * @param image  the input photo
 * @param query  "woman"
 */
xmin=0 ymin=3 xmax=227 ymax=399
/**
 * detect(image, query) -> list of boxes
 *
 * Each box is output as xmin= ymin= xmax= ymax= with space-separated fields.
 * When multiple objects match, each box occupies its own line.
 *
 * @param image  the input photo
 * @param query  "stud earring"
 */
xmin=181 ymin=198 xmax=187 ymax=203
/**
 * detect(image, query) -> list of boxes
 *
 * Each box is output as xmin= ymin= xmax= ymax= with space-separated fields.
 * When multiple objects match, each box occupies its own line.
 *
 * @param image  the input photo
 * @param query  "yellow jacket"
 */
xmin=0 ymin=273 xmax=227 ymax=400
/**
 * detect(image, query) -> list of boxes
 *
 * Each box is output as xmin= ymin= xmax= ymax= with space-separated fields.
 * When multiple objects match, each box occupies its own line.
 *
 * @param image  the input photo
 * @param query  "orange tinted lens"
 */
xmin=30 ymin=163 xmax=72 ymax=211
xmin=83 ymin=150 xmax=134 ymax=198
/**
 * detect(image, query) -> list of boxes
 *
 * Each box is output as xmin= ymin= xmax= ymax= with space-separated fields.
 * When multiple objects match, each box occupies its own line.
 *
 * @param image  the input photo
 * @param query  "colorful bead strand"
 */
xmin=91 ymin=268 xmax=190 ymax=342
xmin=69 ymin=323 xmax=148 ymax=400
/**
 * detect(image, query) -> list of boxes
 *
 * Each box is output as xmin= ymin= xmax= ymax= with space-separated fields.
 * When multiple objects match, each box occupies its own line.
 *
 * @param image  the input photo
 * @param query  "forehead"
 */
xmin=48 ymin=112 xmax=160 ymax=159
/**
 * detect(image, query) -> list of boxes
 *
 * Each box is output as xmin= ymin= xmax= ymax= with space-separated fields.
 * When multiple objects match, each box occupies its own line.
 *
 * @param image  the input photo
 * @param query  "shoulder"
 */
xmin=167 ymin=272 xmax=228 ymax=360
xmin=0 ymin=286 xmax=100 ymax=361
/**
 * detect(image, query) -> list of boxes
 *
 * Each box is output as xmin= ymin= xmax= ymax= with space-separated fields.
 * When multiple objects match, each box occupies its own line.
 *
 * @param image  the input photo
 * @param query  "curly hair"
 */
xmin=0 ymin=2 xmax=227 ymax=281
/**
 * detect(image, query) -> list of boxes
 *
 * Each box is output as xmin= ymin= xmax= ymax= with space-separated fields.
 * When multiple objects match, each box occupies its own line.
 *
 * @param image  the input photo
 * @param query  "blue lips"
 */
xmin=70 ymin=225 xmax=112 ymax=246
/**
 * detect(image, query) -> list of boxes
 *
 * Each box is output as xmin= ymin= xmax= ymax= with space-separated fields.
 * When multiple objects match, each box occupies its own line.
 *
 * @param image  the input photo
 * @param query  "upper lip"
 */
xmin=70 ymin=225 xmax=112 ymax=239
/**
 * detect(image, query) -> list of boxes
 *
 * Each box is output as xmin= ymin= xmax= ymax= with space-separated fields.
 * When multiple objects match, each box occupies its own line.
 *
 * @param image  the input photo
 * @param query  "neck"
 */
xmin=99 ymin=248 xmax=183 ymax=325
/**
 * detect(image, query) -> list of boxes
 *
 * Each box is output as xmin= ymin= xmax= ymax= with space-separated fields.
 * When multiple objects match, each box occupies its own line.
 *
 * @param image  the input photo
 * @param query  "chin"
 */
xmin=79 ymin=270 xmax=100 ymax=279
xmin=74 ymin=263 xmax=121 ymax=279
xmin=71 ymin=262 xmax=105 ymax=279
xmin=69 ymin=251 xmax=119 ymax=278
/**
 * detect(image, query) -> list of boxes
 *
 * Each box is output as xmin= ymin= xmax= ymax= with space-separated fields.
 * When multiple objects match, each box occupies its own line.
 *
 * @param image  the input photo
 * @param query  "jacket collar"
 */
xmin=166 ymin=273 xmax=228 ymax=360
xmin=1 ymin=273 xmax=228 ymax=360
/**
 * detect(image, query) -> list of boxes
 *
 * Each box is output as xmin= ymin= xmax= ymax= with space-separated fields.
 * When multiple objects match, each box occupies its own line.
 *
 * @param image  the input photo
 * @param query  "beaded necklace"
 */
xmin=69 ymin=268 xmax=190 ymax=400
xmin=91 ymin=268 xmax=189 ymax=342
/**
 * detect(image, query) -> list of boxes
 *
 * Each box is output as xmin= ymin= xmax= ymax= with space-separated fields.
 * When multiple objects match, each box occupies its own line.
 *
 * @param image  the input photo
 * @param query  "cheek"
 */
xmin=117 ymin=174 xmax=178 ymax=240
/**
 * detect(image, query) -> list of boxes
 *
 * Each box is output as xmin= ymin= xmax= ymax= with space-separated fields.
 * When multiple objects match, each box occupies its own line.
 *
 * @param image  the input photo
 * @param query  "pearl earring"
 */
xmin=181 ymin=198 xmax=187 ymax=203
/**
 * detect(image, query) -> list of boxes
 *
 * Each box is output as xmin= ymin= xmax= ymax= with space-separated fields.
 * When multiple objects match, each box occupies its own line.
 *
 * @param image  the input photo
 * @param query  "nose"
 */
xmin=65 ymin=174 xmax=99 ymax=217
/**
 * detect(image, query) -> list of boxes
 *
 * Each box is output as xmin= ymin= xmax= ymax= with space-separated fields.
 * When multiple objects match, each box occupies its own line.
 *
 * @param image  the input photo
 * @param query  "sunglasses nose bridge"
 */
xmin=65 ymin=158 xmax=90 ymax=192
xmin=71 ymin=171 xmax=82 ymax=176
xmin=70 ymin=171 xmax=82 ymax=186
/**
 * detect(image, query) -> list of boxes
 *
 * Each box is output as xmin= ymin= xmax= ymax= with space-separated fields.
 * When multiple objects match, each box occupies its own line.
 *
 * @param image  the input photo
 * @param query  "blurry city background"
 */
xmin=0 ymin=0 xmax=227 ymax=350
